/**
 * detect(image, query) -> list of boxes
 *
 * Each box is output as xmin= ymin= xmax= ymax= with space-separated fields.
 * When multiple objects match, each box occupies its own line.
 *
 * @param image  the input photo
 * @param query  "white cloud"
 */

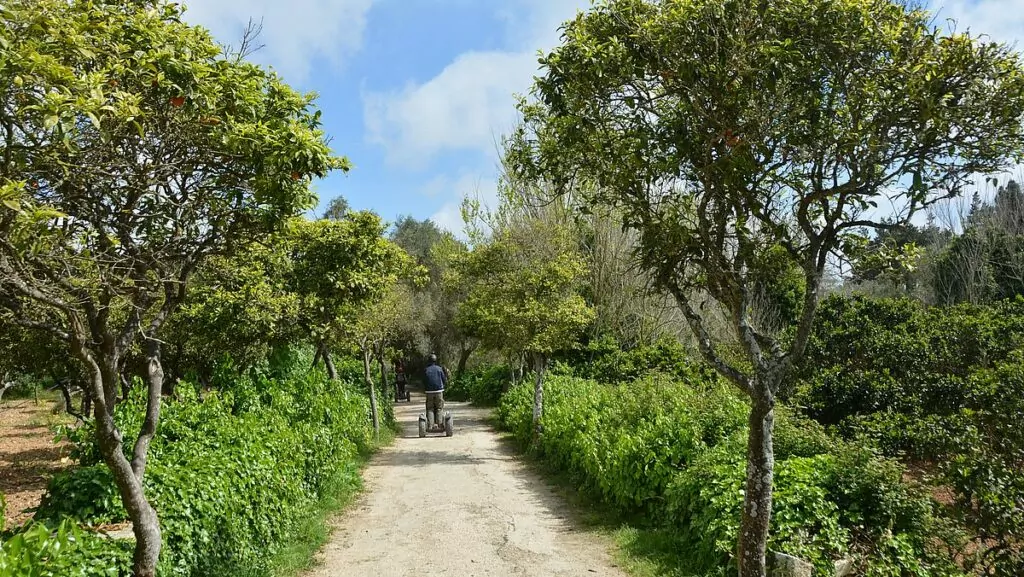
xmin=181 ymin=0 xmax=376 ymax=82
xmin=934 ymin=0 xmax=1024 ymax=48
xmin=428 ymin=173 xmax=500 ymax=238
xmin=363 ymin=0 xmax=588 ymax=165
xmin=364 ymin=51 xmax=537 ymax=166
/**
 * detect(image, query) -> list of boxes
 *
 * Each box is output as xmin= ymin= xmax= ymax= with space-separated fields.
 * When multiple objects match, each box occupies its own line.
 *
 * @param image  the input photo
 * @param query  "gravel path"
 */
xmin=306 ymin=393 xmax=627 ymax=577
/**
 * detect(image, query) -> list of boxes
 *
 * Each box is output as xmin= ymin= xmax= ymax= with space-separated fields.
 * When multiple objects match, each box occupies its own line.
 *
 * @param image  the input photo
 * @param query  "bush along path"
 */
xmin=306 ymin=394 xmax=627 ymax=577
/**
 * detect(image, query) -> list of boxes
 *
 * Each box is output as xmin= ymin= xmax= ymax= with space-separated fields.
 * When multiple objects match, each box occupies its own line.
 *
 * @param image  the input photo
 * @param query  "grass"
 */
xmin=261 ymin=428 xmax=395 ymax=577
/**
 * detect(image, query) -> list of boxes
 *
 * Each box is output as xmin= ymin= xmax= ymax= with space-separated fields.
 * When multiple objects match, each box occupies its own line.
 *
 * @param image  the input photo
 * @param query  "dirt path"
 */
xmin=0 ymin=398 xmax=71 ymax=528
xmin=307 ymin=394 xmax=627 ymax=577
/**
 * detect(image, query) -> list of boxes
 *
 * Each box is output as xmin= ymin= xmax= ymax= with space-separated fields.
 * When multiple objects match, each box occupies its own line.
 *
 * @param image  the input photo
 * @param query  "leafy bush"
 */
xmin=555 ymin=334 xmax=716 ymax=385
xmin=0 ymin=520 xmax=131 ymax=577
xmin=792 ymin=294 xmax=1024 ymax=424
xmin=794 ymin=294 xmax=1024 ymax=575
xmin=499 ymin=374 xmax=951 ymax=575
xmin=29 ymin=362 xmax=374 ymax=576
xmin=446 ymin=364 xmax=511 ymax=405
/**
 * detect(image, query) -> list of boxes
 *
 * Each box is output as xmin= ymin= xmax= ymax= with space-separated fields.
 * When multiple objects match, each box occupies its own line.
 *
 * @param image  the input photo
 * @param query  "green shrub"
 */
xmin=792 ymin=295 xmax=1024 ymax=425
xmin=555 ymin=334 xmax=716 ymax=385
xmin=447 ymin=365 xmax=512 ymax=405
xmin=795 ymin=295 xmax=1024 ymax=575
xmin=31 ymin=363 xmax=374 ymax=576
xmin=499 ymin=374 xmax=950 ymax=575
xmin=0 ymin=520 xmax=131 ymax=577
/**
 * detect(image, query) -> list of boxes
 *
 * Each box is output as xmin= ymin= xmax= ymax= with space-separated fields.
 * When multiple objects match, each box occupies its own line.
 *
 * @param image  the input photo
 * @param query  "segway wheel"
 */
xmin=444 ymin=412 xmax=454 ymax=437
xmin=418 ymin=415 xmax=427 ymax=438
xmin=405 ymin=390 xmax=411 ymax=402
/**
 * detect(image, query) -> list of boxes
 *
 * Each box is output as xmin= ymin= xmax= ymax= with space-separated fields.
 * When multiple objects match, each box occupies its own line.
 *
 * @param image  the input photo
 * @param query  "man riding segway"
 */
xmin=419 ymin=353 xmax=453 ymax=437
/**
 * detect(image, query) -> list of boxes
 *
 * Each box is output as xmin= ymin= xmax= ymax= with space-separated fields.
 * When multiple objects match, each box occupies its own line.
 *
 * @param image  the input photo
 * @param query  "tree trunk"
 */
xmin=88 ymin=371 xmax=162 ymax=577
xmin=377 ymin=347 xmax=389 ymax=396
xmin=455 ymin=344 xmax=473 ymax=383
xmin=132 ymin=339 xmax=163 ymax=481
xmin=311 ymin=347 xmax=322 ymax=369
xmin=362 ymin=348 xmax=380 ymax=438
xmin=322 ymin=342 xmax=338 ymax=381
xmin=531 ymin=353 xmax=547 ymax=439
xmin=738 ymin=391 xmax=775 ymax=577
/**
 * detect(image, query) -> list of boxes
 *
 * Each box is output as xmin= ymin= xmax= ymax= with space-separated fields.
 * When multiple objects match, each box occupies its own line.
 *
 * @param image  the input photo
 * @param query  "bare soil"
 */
xmin=0 ymin=398 xmax=72 ymax=528
xmin=306 ymin=395 xmax=627 ymax=577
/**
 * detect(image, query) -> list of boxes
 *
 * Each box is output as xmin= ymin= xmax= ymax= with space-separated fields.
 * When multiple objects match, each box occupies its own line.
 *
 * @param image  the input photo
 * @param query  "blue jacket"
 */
xmin=424 ymin=363 xmax=447 ymax=392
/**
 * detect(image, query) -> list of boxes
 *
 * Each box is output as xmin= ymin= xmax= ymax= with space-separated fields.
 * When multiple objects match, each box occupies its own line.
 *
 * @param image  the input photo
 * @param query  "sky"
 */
xmin=180 ymin=0 xmax=1023 ymax=236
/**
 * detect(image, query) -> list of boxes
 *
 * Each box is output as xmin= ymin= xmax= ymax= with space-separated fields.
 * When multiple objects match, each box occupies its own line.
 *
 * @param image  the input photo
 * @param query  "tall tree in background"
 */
xmin=455 ymin=217 xmax=593 ymax=436
xmin=510 ymin=0 xmax=1024 ymax=574
xmin=933 ymin=179 xmax=1024 ymax=304
xmin=0 ymin=1 xmax=346 ymax=574
xmin=288 ymin=213 xmax=411 ymax=382
xmin=390 ymin=216 xmax=477 ymax=376
xmin=322 ymin=196 xmax=350 ymax=220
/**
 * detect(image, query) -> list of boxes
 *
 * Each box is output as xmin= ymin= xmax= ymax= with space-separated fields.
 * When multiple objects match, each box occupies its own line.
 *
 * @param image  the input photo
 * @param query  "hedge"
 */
xmin=498 ymin=374 xmax=957 ymax=576
xmin=1 ymin=361 xmax=377 ymax=576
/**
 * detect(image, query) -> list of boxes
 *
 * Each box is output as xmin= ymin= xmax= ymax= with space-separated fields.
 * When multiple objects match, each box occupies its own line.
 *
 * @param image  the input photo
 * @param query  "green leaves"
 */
xmin=455 ymin=220 xmax=594 ymax=357
xmin=24 ymin=366 xmax=374 ymax=576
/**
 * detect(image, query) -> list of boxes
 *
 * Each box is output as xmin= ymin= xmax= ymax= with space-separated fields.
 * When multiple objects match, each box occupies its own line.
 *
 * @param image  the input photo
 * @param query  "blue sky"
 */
xmin=181 ymin=0 xmax=1021 ymax=235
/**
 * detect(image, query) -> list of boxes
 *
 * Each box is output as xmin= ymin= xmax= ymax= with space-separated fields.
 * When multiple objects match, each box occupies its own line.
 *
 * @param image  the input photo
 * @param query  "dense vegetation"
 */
xmin=3 ymin=0 xmax=1024 ymax=577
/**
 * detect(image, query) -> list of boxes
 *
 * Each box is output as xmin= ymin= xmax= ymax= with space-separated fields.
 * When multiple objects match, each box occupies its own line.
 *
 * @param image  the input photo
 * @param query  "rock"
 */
xmin=768 ymin=551 xmax=813 ymax=577
xmin=100 ymin=523 xmax=135 ymax=540
xmin=834 ymin=557 xmax=855 ymax=577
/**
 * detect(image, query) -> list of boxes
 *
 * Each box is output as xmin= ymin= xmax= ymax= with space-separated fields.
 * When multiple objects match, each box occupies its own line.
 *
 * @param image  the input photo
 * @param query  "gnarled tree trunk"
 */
xmin=455 ymin=343 xmax=474 ymax=383
xmin=76 ymin=345 xmax=162 ymax=577
xmin=321 ymin=341 xmax=338 ymax=381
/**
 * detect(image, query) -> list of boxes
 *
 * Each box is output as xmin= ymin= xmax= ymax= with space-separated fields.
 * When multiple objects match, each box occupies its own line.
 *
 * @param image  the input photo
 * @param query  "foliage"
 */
xmin=932 ymin=180 xmax=1024 ymax=305
xmin=444 ymin=364 xmax=512 ymax=405
xmin=27 ymin=361 xmax=373 ymax=576
xmin=792 ymin=294 xmax=1024 ymax=424
xmin=510 ymin=0 xmax=1024 ymax=569
xmin=0 ymin=1 xmax=347 ymax=572
xmin=390 ymin=216 xmax=475 ymax=371
xmin=555 ymin=333 xmax=715 ymax=384
xmin=498 ymin=373 xmax=948 ymax=575
xmin=455 ymin=219 xmax=593 ymax=359
xmin=166 ymin=238 xmax=301 ymax=381
xmin=795 ymin=294 xmax=1024 ymax=574
xmin=0 ymin=520 xmax=132 ymax=577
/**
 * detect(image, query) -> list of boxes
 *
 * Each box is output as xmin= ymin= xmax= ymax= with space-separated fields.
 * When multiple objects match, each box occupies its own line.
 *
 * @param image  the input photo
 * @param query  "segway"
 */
xmin=394 ymin=379 xmax=411 ymax=402
xmin=418 ymin=410 xmax=453 ymax=438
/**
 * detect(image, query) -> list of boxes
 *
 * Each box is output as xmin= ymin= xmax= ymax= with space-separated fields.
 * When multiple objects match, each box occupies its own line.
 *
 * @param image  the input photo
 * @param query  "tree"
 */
xmin=0 ymin=2 xmax=345 ymax=574
xmin=165 ymin=236 xmax=301 ymax=382
xmin=350 ymin=282 xmax=417 ymax=436
xmin=390 ymin=216 xmax=477 ymax=377
xmin=322 ymin=195 xmax=350 ymax=220
xmin=509 ymin=0 xmax=1024 ymax=574
xmin=455 ymin=218 xmax=593 ymax=436
xmin=288 ymin=213 xmax=416 ymax=385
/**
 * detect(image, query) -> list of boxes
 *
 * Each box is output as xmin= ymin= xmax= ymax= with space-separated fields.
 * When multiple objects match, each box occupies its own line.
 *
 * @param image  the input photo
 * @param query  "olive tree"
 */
xmin=509 ymin=0 xmax=1024 ymax=574
xmin=0 ymin=1 xmax=345 ymax=574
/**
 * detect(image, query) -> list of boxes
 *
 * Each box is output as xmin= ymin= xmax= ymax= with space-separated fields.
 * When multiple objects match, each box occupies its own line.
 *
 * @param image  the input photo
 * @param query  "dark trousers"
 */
xmin=425 ymin=392 xmax=444 ymax=427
